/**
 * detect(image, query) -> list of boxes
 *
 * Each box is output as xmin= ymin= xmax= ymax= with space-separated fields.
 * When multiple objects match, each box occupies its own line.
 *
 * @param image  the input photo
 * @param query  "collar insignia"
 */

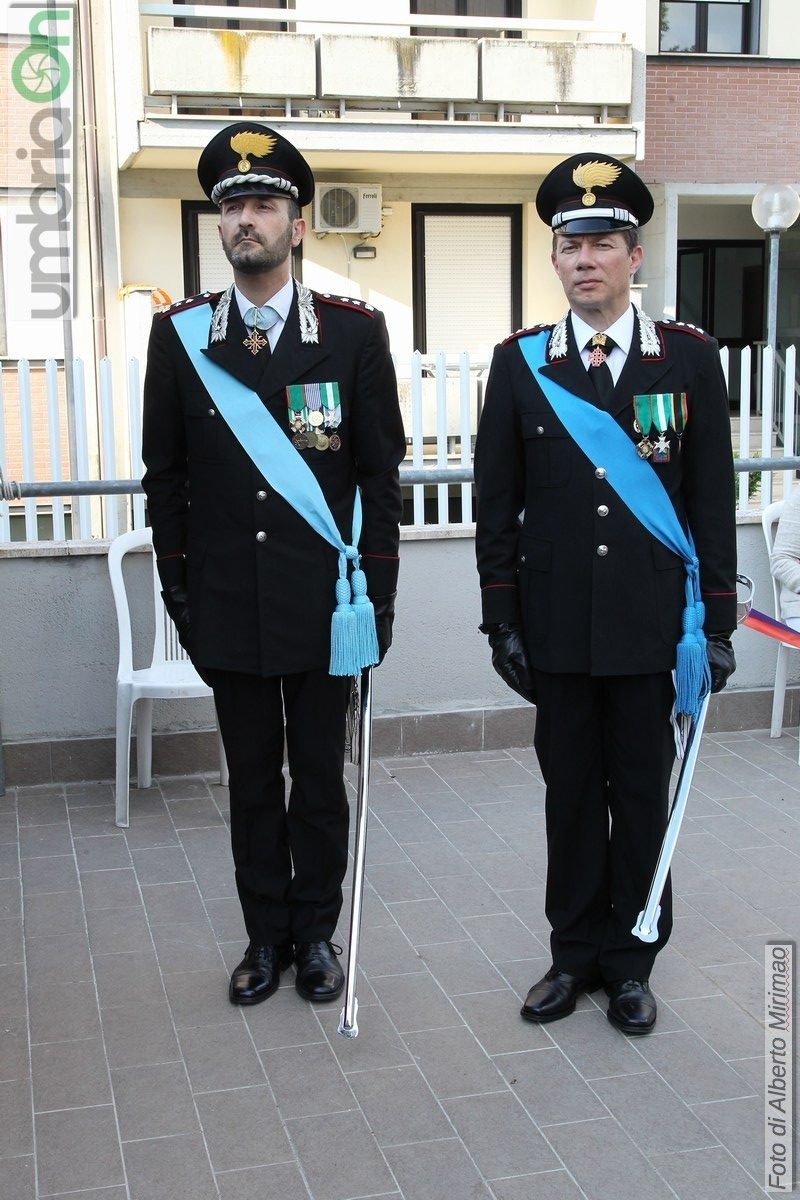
xmin=637 ymin=309 xmax=662 ymax=357
xmin=210 ymin=284 xmax=233 ymax=343
xmin=548 ymin=314 xmax=569 ymax=360
xmin=297 ymin=282 xmax=319 ymax=344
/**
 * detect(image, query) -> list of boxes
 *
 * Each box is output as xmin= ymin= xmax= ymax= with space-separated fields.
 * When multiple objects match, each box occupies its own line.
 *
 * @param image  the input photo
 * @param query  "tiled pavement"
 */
xmin=1 ymin=728 xmax=798 ymax=1199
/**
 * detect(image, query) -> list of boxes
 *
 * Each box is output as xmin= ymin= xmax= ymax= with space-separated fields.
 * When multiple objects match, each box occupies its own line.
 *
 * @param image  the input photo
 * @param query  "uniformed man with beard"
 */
xmin=474 ymin=155 xmax=737 ymax=1034
xmin=142 ymin=123 xmax=405 ymax=1007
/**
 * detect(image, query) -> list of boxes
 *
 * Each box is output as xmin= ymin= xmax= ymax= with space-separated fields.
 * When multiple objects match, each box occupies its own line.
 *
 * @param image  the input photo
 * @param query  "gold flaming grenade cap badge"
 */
xmin=230 ymin=130 xmax=277 ymax=173
xmin=572 ymin=160 xmax=622 ymax=207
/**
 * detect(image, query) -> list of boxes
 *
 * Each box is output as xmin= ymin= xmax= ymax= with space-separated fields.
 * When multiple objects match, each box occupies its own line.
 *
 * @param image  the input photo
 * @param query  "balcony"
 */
xmin=127 ymin=5 xmax=642 ymax=164
xmin=145 ymin=25 xmax=633 ymax=119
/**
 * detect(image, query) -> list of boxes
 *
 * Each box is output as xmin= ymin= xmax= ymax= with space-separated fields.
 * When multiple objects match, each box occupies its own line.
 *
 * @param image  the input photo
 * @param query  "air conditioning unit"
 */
xmin=313 ymin=184 xmax=383 ymax=234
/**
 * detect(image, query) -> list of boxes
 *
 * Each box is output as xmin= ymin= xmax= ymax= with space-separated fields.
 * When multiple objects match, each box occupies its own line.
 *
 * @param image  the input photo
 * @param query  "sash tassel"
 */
xmin=675 ymin=567 xmax=711 ymax=717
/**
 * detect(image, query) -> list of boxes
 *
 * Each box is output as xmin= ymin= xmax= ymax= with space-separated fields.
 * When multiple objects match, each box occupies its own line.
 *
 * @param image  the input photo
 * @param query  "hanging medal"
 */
xmin=673 ymin=391 xmax=688 ymax=452
xmin=633 ymin=393 xmax=654 ymax=459
xmin=321 ymin=381 xmax=342 ymax=451
xmin=243 ymin=325 xmax=268 ymax=356
xmin=286 ymin=385 xmax=309 ymax=447
xmin=652 ymin=432 xmax=671 ymax=463
xmin=650 ymin=393 xmax=673 ymax=463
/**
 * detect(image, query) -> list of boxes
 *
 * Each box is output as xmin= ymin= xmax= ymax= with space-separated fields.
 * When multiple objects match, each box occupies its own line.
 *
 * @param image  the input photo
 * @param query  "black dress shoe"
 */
xmin=606 ymin=979 xmax=657 ymax=1035
xmin=294 ymin=940 xmax=344 ymax=1002
xmin=229 ymin=942 xmax=293 ymax=1006
xmin=520 ymin=967 xmax=598 ymax=1024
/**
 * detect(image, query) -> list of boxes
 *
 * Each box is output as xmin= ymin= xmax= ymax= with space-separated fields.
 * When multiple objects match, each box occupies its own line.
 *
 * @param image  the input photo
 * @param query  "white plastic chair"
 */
xmin=108 ymin=527 xmax=228 ymax=827
xmin=761 ymin=498 xmax=800 ymax=759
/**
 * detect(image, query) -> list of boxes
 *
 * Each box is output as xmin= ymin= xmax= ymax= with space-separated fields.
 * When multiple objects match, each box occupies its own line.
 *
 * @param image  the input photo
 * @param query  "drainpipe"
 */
xmin=77 ymin=0 xmax=106 ymax=362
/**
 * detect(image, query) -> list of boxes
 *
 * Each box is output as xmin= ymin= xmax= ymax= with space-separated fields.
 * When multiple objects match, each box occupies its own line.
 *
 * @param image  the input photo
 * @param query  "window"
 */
xmin=659 ymin=1 xmax=756 ymax=54
xmin=175 ymin=0 xmax=290 ymax=32
xmin=411 ymin=0 xmax=520 ymax=39
xmin=412 ymin=205 xmax=521 ymax=355
xmin=181 ymin=201 xmax=302 ymax=296
xmin=677 ymin=239 xmax=764 ymax=407
xmin=678 ymin=240 xmax=764 ymax=342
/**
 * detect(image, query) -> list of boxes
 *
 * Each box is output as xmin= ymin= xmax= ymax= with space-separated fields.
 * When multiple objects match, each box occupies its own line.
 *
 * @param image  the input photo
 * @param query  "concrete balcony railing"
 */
xmin=147 ymin=28 xmax=318 ymax=99
xmin=144 ymin=23 xmax=634 ymax=121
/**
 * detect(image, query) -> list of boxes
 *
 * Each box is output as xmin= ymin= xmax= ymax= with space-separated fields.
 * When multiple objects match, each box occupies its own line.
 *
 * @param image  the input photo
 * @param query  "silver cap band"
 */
xmin=211 ymin=172 xmax=299 ymax=206
xmin=551 ymin=205 xmax=638 ymax=229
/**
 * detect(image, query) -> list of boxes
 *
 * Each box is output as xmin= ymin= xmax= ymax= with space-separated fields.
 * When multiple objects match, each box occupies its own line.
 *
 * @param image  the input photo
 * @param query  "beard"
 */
xmin=221 ymin=222 xmax=294 ymax=275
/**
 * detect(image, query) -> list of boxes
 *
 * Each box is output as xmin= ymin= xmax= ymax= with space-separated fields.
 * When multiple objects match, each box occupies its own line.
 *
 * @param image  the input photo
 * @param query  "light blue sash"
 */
xmin=518 ymin=331 xmax=709 ymax=719
xmin=171 ymin=303 xmax=378 ymax=675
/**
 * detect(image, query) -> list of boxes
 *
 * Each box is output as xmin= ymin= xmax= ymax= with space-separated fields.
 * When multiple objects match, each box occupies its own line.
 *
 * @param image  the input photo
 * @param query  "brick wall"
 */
xmin=2 ymin=365 xmax=71 ymax=495
xmin=640 ymin=60 xmax=800 ymax=184
xmin=1 ymin=38 xmax=50 ymax=191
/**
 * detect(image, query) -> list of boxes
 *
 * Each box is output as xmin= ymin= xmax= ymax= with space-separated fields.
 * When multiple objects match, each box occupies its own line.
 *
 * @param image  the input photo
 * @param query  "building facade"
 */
xmin=2 ymin=0 xmax=800 ymax=474
xmin=640 ymin=0 xmax=800 ymax=409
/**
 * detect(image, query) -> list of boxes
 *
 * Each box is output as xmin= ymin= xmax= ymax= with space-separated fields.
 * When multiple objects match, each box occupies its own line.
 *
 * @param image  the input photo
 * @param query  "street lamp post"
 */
xmin=752 ymin=184 xmax=800 ymax=353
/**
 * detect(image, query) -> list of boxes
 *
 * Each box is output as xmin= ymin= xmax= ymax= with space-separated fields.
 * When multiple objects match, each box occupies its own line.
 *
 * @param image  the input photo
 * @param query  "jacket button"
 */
xmin=536 ymin=426 xmax=544 ymax=435
xmin=597 ymin=544 xmax=608 ymax=556
xmin=597 ymin=505 xmax=609 ymax=517
xmin=256 ymin=490 xmax=267 ymax=501
xmin=255 ymin=531 xmax=267 ymax=543
xmin=208 ymin=408 xmax=216 ymax=416
xmin=595 ymin=467 xmax=606 ymax=479
xmin=520 ymin=554 xmax=526 ymax=563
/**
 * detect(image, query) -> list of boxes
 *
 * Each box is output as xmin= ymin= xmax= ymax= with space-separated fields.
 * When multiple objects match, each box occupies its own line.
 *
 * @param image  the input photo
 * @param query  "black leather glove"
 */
xmin=372 ymin=593 xmax=396 ymax=666
xmin=481 ymin=622 xmax=536 ymax=704
xmin=706 ymin=632 xmax=736 ymax=694
xmin=160 ymin=584 xmax=192 ymax=656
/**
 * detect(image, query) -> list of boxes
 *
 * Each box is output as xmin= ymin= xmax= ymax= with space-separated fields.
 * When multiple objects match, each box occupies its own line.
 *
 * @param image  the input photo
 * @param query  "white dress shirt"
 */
xmin=570 ymin=306 xmax=635 ymax=386
xmin=234 ymin=277 xmax=295 ymax=352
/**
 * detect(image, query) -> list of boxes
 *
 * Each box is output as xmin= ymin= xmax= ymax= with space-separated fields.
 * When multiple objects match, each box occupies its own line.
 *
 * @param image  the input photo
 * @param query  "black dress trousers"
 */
xmin=208 ymin=667 xmax=351 ymax=946
xmin=532 ymin=668 xmax=676 ymax=983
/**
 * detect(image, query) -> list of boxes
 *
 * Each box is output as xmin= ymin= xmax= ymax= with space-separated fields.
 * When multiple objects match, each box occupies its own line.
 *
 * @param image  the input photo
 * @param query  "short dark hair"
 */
xmin=552 ymin=226 xmax=640 ymax=254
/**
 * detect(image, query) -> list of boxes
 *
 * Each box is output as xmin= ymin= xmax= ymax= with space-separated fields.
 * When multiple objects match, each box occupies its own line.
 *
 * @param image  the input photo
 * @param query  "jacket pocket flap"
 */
xmin=519 ymin=534 xmax=552 ymax=572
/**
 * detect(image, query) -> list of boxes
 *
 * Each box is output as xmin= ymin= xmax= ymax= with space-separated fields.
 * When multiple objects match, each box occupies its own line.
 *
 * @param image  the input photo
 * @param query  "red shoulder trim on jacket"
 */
xmin=501 ymin=324 xmax=553 ymax=347
xmin=656 ymin=318 xmax=711 ymax=342
xmin=316 ymin=293 xmax=376 ymax=318
xmin=159 ymin=292 xmax=221 ymax=320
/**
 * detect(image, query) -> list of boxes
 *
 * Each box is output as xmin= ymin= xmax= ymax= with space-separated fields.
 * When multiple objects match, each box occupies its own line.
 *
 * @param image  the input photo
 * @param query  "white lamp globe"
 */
xmin=752 ymin=184 xmax=800 ymax=233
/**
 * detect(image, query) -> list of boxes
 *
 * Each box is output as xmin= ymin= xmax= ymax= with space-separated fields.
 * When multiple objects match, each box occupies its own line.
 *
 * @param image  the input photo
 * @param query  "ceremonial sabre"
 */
xmin=632 ymin=574 xmax=754 ymax=943
xmin=338 ymin=666 xmax=373 ymax=1038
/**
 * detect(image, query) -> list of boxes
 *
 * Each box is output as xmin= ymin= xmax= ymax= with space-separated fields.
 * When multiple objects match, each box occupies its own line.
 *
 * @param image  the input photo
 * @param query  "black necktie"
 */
xmin=585 ymin=333 xmax=616 ymax=408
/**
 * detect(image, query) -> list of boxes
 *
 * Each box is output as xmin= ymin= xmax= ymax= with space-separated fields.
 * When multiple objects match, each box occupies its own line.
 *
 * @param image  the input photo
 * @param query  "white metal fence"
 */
xmin=0 ymin=344 xmax=797 ymax=545
xmin=0 ymin=352 xmax=486 ymax=542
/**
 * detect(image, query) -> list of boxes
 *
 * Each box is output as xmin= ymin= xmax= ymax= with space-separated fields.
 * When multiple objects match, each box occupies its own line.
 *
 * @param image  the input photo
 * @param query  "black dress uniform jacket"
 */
xmin=475 ymin=308 xmax=738 ymax=673
xmin=142 ymin=283 xmax=406 ymax=677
